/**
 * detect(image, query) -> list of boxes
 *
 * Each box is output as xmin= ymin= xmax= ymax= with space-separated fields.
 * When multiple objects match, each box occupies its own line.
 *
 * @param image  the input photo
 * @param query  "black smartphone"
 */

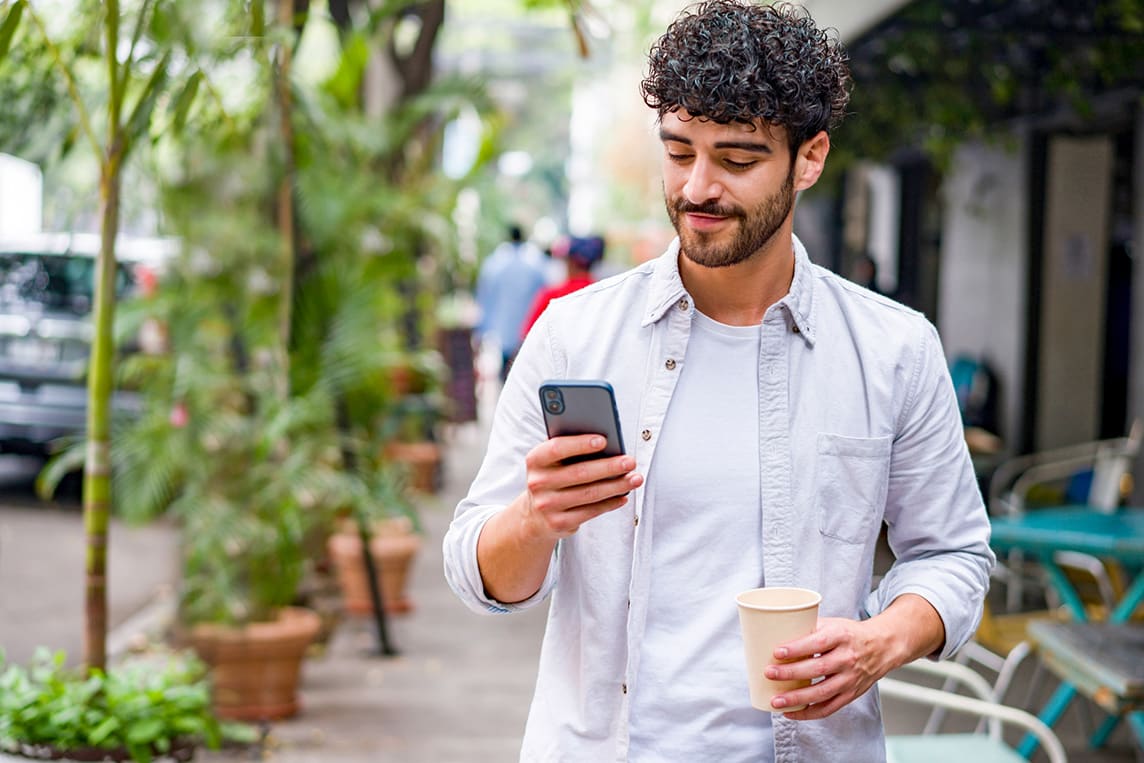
xmin=539 ymin=380 xmax=626 ymax=463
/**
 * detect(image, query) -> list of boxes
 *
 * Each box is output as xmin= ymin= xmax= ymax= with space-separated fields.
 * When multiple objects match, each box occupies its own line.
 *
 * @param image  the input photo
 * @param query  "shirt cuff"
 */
xmin=443 ymin=504 xmax=560 ymax=615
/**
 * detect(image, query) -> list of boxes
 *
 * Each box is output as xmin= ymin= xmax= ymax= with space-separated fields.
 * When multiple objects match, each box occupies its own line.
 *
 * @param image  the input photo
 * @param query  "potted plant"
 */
xmin=380 ymin=349 xmax=451 ymax=495
xmin=0 ymin=649 xmax=221 ymax=763
xmin=326 ymin=453 xmax=424 ymax=616
xmin=170 ymin=390 xmax=347 ymax=721
xmin=91 ymin=120 xmax=363 ymax=719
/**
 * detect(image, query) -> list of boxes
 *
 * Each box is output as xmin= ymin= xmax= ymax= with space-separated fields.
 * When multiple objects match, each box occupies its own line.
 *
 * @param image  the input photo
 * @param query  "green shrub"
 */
xmin=0 ymin=650 xmax=221 ymax=763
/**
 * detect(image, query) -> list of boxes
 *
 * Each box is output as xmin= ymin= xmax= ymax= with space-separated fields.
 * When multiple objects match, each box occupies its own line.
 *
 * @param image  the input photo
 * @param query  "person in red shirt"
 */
xmin=520 ymin=235 xmax=605 ymax=339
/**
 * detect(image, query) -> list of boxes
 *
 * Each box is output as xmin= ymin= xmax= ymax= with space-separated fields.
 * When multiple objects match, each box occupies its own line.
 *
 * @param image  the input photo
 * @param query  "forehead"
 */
xmin=659 ymin=110 xmax=788 ymax=149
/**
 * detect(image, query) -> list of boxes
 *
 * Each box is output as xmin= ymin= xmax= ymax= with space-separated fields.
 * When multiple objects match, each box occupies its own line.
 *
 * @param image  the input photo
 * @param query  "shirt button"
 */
xmin=633 ymin=516 xmax=639 ymax=527
xmin=792 ymin=324 xmax=800 ymax=334
xmin=622 ymin=683 xmax=628 ymax=694
xmin=678 ymin=298 xmax=689 ymax=311
xmin=641 ymin=429 xmax=652 ymax=441
xmin=665 ymin=358 xmax=676 ymax=370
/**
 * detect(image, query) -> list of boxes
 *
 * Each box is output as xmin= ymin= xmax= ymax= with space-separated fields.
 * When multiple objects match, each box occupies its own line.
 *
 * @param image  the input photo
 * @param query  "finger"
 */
xmin=531 ymin=434 xmax=610 ymax=466
xmin=531 ymin=471 xmax=641 ymax=522
xmin=527 ymin=460 xmax=639 ymax=505
xmin=771 ymin=674 xmax=848 ymax=717
xmin=529 ymin=452 xmax=638 ymax=493
xmin=536 ymin=494 xmax=631 ymax=536
xmin=558 ymin=453 xmax=639 ymax=487
xmin=559 ymin=470 xmax=643 ymax=504
xmin=778 ymin=693 xmax=849 ymax=721
xmin=765 ymin=652 xmax=834 ymax=683
xmin=774 ymin=621 xmax=841 ymax=661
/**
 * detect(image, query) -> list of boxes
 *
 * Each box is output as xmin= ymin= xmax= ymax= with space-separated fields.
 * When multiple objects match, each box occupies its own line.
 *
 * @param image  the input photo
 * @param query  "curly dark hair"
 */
xmin=641 ymin=1 xmax=851 ymax=153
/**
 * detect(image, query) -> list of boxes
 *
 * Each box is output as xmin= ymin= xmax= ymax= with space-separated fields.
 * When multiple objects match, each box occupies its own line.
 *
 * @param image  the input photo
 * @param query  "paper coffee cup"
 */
xmin=736 ymin=586 xmax=821 ymax=713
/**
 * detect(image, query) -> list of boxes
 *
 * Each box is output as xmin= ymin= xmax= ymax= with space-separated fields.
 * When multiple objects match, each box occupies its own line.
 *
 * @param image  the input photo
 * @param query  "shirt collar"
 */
xmin=641 ymin=237 xmax=689 ymax=327
xmin=781 ymin=236 xmax=816 ymax=346
xmin=641 ymin=234 xmax=817 ymax=346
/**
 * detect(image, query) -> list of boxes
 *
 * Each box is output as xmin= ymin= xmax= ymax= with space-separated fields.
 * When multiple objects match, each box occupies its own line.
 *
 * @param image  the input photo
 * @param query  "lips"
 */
xmin=685 ymin=212 xmax=731 ymax=232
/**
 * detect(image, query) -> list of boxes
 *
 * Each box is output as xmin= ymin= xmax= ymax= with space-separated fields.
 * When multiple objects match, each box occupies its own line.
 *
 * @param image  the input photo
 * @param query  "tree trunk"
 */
xmin=81 ymin=0 xmax=126 ymax=675
xmin=390 ymin=0 xmax=445 ymax=101
xmin=84 ymin=149 xmax=122 ymax=674
xmin=275 ymin=0 xmax=296 ymax=392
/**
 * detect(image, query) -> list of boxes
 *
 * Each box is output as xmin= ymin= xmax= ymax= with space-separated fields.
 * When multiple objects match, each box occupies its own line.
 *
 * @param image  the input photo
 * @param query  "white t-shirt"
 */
xmin=629 ymin=309 xmax=771 ymax=762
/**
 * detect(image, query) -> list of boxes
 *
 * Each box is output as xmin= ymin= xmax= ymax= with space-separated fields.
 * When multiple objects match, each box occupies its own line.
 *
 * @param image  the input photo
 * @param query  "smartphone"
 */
xmin=539 ymin=380 xmax=626 ymax=463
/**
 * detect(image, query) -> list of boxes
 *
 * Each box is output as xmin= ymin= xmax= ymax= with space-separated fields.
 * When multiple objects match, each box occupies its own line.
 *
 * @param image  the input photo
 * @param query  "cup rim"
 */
xmin=735 ymin=586 xmax=822 ymax=611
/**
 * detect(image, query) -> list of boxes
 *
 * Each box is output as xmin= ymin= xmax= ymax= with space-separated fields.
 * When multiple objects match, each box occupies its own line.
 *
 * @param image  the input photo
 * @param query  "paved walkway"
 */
xmin=0 ymin=457 xmax=179 ymax=668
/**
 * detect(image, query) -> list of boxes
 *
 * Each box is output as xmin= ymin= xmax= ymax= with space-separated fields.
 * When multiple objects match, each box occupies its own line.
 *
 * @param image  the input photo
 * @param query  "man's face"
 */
xmin=659 ymin=112 xmax=796 ymax=269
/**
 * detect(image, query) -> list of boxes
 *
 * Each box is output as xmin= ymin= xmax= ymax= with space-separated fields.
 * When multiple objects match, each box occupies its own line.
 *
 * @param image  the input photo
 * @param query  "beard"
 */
xmin=667 ymin=166 xmax=795 ymax=269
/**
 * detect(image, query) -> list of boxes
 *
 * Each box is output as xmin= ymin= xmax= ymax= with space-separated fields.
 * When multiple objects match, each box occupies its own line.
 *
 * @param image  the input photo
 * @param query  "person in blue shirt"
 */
xmin=475 ymin=224 xmax=548 ymax=382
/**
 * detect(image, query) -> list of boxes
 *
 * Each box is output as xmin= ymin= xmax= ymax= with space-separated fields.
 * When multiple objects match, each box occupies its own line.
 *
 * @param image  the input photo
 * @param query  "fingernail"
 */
xmin=775 ymin=648 xmax=788 ymax=659
xmin=771 ymin=697 xmax=786 ymax=709
xmin=591 ymin=436 xmax=605 ymax=448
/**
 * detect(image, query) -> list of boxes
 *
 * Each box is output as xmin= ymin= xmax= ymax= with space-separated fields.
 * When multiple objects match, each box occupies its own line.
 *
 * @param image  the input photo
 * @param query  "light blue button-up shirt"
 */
xmin=443 ymin=236 xmax=995 ymax=762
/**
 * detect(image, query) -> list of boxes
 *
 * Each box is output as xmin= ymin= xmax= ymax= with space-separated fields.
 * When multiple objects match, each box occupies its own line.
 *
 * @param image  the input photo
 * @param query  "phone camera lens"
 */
xmin=546 ymin=400 xmax=563 ymax=414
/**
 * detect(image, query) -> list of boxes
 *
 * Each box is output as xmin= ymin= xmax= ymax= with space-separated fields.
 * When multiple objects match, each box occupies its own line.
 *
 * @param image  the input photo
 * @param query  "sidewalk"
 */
xmin=0 ymin=459 xmax=179 ymax=668
xmin=200 ymin=416 xmax=548 ymax=763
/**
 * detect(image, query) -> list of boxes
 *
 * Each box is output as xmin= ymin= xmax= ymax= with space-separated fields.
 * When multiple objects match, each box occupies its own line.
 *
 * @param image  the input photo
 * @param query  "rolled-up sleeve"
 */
xmin=863 ymin=321 xmax=996 ymax=659
xmin=442 ymin=313 xmax=564 ymax=615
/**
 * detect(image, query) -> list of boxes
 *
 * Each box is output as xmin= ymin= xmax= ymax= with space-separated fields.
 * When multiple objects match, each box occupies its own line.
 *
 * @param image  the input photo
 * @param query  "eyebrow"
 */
xmin=658 ymin=128 xmax=774 ymax=155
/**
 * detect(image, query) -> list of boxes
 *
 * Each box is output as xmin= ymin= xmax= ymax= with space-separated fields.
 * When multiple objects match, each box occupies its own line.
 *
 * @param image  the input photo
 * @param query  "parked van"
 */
xmin=0 ymin=232 xmax=176 ymax=457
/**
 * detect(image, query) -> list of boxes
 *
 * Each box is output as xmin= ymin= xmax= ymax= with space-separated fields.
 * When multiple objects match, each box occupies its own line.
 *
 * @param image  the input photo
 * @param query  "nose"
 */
xmin=682 ymin=156 xmax=723 ymax=205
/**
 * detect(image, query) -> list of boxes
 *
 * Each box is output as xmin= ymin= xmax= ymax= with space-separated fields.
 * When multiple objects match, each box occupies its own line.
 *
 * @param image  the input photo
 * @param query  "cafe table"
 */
xmin=988 ymin=505 xmax=1144 ymax=757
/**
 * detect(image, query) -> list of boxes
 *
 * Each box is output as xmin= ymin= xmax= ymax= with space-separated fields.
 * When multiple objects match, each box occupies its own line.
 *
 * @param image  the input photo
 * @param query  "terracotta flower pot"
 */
xmin=385 ymin=440 xmax=442 ymax=493
xmin=189 ymin=606 xmax=321 ymax=721
xmin=327 ymin=524 xmax=422 ymax=615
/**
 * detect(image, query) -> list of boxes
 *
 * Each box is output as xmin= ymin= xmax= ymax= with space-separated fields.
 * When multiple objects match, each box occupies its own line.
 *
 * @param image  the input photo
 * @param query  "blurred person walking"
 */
xmin=445 ymin=2 xmax=993 ymax=761
xmin=519 ymin=235 xmax=605 ymax=338
xmin=475 ymin=224 xmax=548 ymax=383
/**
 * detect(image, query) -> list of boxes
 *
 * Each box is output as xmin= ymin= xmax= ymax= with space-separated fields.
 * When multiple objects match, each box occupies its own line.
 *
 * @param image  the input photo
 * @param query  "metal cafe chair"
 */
xmin=881 ymin=658 xmax=1067 ymax=763
xmin=988 ymin=419 xmax=1141 ymax=613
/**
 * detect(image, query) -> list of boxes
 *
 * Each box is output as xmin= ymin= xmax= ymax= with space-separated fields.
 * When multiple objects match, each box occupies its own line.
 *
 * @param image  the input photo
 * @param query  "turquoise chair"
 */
xmin=881 ymin=659 xmax=1067 ymax=763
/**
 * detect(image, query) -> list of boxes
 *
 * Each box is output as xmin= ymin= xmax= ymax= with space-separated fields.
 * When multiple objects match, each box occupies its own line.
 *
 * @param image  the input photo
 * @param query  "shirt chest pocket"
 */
xmin=815 ymin=433 xmax=893 ymax=544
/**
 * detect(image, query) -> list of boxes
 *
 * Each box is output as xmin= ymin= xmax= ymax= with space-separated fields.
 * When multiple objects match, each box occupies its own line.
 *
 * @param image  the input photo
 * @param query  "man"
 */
xmin=475 ymin=223 xmax=548 ymax=382
xmin=519 ymin=234 xmax=606 ymax=338
xmin=444 ymin=2 xmax=994 ymax=760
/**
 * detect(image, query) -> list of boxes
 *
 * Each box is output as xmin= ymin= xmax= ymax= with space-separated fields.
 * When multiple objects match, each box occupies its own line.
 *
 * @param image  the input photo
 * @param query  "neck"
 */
xmin=679 ymin=230 xmax=796 ymax=326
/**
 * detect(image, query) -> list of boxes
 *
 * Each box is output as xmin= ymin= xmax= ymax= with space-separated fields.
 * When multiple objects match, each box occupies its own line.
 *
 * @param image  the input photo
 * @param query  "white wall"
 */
xmin=1036 ymin=135 xmax=1114 ymax=450
xmin=937 ymin=139 xmax=1029 ymax=451
xmin=0 ymin=153 xmax=43 ymax=237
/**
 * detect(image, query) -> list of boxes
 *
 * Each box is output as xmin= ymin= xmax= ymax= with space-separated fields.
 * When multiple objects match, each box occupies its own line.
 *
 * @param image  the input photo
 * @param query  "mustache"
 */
xmin=672 ymin=199 xmax=743 ymax=217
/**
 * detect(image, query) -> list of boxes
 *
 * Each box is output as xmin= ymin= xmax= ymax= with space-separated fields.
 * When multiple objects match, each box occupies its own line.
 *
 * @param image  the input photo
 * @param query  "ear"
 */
xmin=792 ymin=131 xmax=830 ymax=192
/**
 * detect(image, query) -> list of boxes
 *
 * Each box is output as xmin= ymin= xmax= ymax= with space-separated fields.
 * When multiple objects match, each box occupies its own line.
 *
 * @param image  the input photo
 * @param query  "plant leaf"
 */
xmin=170 ymin=69 xmax=202 ymax=134
xmin=35 ymin=438 xmax=85 ymax=501
xmin=123 ymin=49 xmax=171 ymax=150
xmin=126 ymin=716 xmax=164 ymax=745
xmin=0 ymin=0 xmax=25 ymax=62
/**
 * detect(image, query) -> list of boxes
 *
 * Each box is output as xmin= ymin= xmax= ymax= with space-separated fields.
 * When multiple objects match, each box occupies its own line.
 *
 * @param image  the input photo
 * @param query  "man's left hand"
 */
xmin=763 ymin=617 xmax=896 ymax=719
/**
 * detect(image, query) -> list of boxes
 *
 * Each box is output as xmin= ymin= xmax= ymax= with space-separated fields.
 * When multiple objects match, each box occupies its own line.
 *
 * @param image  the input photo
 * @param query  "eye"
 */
xmin=666 ymin=151 xmax=693 ymax=164
xmin=724 ymin=159 xmax=757 ymax=170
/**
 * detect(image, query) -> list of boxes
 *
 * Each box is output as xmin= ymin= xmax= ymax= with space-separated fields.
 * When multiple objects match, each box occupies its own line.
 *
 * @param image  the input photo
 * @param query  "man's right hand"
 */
xmin=477 ymin=434 xmax=643 ymax=604
xmin=520 ymin=434 xmax=643 ymax=541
